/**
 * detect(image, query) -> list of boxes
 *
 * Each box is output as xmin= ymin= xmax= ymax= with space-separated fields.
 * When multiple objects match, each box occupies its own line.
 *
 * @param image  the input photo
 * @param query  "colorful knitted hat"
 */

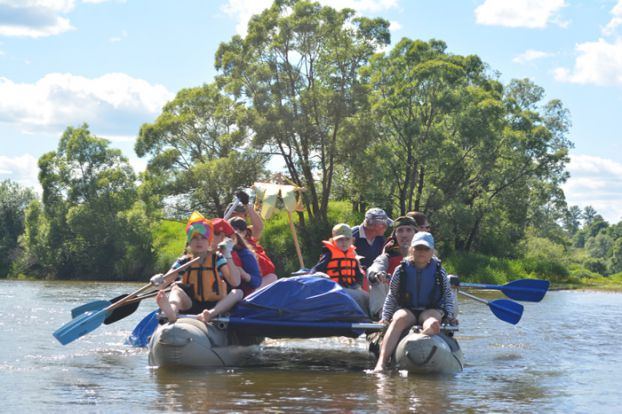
xmin=185 ymin=211 xmax=213 ymax=243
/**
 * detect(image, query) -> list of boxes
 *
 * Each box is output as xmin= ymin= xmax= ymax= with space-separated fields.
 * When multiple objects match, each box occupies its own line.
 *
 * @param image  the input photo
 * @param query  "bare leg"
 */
xmin=259 ymin=273 xmax=278 ymax=289
xmin=197 ymin=289 xmax=244 ymax=324
xmin=156 ymin=285 xmax=192 ymax=323
xmin=419 ymin=309 xmax=442 ymax=336
xmin=373 ymin=309 xmax=416 ymax=372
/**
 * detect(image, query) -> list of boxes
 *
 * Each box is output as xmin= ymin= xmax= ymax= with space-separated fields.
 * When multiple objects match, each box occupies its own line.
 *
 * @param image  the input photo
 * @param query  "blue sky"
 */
xmin=1 ymin=0 xmax=622 ymax=222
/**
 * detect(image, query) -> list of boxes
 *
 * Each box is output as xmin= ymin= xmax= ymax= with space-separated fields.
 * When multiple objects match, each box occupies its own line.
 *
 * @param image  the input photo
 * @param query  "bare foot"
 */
xmin=196 ymin=309 xmax=215 ymax=325
xmin=372 ymin=364 xmax=385 ymax=373
xmin=156 ymin=291 xmax=177 ymax=322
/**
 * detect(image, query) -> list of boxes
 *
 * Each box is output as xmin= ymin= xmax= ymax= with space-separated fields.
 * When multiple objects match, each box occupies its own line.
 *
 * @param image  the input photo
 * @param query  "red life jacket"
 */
xmin=321 ymin=240 xmax=359 ymax=287
xmin=246 ymin=236 xmax=276 ymax=276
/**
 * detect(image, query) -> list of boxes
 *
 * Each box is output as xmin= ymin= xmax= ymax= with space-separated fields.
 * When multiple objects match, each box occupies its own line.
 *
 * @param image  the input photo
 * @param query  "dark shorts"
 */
xmin=178 ymin=283 xmax=219 ymax=314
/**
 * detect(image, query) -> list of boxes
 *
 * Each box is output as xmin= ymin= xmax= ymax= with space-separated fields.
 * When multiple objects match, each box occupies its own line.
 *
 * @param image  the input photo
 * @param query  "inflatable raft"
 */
xmin=148 ymin=317 xmax=262 ymax=368
xmin=394 ymin=329 xmax=463 ymax=374
xmin=144 ymin=275 xmax=463 ymax=374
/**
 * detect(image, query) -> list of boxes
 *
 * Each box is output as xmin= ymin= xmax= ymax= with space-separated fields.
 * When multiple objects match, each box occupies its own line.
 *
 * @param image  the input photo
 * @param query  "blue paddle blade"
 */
xmin=127 ymin=310 xmax=159 ymax=347
xmin=461 ymin=279 xmax=550 ymax=302
xmin=71 ymin=300 xmax=112 ymax=318
xmin=502 ymin=279 xmax=549 ymax=302
xmin=53 ymin=308 xmax=109 ymax=345
xmin=489 ymin=299 xmax=523 ymax=325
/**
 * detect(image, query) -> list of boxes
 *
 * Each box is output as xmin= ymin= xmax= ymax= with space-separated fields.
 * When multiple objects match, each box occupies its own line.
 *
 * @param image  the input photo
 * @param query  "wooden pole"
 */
xmin=287 ymin=209 xmax=305 ymax=270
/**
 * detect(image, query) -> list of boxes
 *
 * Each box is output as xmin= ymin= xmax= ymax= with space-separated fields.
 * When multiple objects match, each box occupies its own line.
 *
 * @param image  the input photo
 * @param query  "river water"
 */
xmin=0 ymin=279 xmax=619 ymax=413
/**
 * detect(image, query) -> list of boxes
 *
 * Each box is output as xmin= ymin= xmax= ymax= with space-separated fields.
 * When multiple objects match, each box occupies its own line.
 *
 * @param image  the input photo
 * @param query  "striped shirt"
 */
xmin=381 ymin=259 xmax=455 ymax=322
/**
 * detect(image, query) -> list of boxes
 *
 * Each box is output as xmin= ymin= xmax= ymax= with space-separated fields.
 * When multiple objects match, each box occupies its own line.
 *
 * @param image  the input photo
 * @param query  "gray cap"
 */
xmin=364 ymin=208 xmax=392 ymax=226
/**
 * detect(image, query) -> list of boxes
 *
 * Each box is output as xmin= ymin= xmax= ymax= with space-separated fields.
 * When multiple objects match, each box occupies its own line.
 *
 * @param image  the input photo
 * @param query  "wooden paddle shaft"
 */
xmin=106 ymin=256 xmax=202 ymax=312
xmin=287 ymin=209 xmax=305 ymax=269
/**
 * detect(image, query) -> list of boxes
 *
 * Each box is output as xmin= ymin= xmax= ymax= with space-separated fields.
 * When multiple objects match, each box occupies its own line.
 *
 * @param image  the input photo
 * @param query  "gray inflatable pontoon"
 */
xmin=148 ymin=318 xmax=261 ymax=368
xmin=394 ymin=330 xmax=464 ymax=374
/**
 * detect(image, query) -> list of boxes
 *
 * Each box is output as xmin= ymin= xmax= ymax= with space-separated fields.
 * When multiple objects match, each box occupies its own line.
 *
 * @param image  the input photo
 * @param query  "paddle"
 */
xmin=460 ymin=279 xmax=549 ymax=302
xmin=53 ymin=256 xmax=201 ymax=345
xmin=127 ymin=309 xmax=159 ymax=347
xmin=458 ymin=290 xmax=523 ymax=325
xmin=103 ymin=286 xmax=172 ymax=325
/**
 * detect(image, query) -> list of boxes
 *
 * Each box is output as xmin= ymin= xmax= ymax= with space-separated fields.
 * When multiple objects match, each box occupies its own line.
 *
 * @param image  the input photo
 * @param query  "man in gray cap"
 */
xmin=352 ymin=207 xmax=392 ymax=271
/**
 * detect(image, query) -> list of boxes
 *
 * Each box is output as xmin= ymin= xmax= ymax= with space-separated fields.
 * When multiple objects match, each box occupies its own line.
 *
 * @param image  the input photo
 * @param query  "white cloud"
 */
xmin=512 ymin=49 xmax=553 ymax=64
xmin=222 ymin=0 xmax=398 ymax=36
xmin=603 ymin=0 xmax=622 ymax=36
xmin=0 ymin=153 xmax=40 ymax=190
xmin=389 ymin=20 xmax=401 ymax=32
xmin=475 ymin=0 xmax=567 ymax=29
xmin=0 ymin=0 xmax=75 ymax=38
xmin=563 ymin=154 xmax=622 ymax=223
xmin=554 ymin=38 xmax=622 ymax=86
xmin=0 ymin=0 xmax=120 ymax=38
xmin=0 ymin=73 xmax=174 ymax=135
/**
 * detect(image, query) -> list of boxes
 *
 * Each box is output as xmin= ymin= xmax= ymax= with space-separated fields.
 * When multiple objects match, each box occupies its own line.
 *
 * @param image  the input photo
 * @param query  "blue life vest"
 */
xmin=397 ymin=258 xmax=444 ymax=311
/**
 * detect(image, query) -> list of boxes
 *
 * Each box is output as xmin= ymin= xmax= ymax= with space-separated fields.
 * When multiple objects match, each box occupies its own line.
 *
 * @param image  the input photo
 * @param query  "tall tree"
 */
xmin=0 ymin=180 xmax=36 ymax=277
xmin=215 ymin=0 xmax=390 ymax=223
xmin=136 ymin=83 xmax=267 ymax=218
xmin=21 ymin=125 xmax=153 ymax=279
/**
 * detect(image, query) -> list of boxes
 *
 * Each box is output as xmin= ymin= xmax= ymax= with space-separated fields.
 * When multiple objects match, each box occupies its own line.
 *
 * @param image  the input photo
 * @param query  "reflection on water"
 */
xmin=0 ymin=280 xmax=620 ymax=413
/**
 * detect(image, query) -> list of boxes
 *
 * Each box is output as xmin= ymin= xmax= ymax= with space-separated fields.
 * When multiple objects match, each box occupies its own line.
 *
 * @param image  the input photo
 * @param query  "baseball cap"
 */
xmin=411 ymin=231 xmax=434 ymax=249
xmin=332 ymin=223 xmax=353 ymax=239
xmin=212 ymin=218 xmax=235 ymax=236
xmin=365 ymin=208 xmax=392 ymax=226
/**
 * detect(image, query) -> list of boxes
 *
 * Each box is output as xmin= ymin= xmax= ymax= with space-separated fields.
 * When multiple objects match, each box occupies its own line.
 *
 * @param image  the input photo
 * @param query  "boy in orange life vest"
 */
xmin=310 ymin=223 xmax=369 ymax=314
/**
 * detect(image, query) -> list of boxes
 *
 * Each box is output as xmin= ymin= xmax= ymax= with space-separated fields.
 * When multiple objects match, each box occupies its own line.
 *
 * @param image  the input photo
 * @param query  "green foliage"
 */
xmin=215 ymin=0 xmax=390 ymax=222
xmin=18 ymin=125 xmax=154 ymax=280
xmin=136 ymin=83 xmax=268 ymax=217
xmin=151 ymin=219 xmax=186 ymax=272
xmin=0 ymin=180 xmax=36 ymax=277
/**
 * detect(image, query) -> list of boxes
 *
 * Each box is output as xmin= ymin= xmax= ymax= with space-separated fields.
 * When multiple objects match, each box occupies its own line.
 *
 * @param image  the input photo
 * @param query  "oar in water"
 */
xmin=127 ymin=310 xmax=159 ymax=347
xmin=53 ymin=256 xmax=201 ymax=345
xmin=460 ymin=279 xmax=549 ymax=302
xmin=458 ymin=290 xmax=524 ymax=325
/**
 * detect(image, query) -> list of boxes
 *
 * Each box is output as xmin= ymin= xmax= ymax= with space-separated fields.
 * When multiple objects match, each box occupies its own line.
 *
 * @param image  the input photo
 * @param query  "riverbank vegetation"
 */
xmin=0 ymin=0 xmax=620 ymax=289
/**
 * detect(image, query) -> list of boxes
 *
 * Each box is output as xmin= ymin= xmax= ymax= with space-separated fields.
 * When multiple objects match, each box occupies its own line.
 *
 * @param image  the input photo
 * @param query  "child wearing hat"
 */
xmin=310 ymin=223 xmax=369 ymax=314
xmin=373 ymin=232 xmax=455 ymax=372
xmin=150 ymin=212 xmax=243 ymax=323
xmin=310 ymin=223 xmax=364 ymax=288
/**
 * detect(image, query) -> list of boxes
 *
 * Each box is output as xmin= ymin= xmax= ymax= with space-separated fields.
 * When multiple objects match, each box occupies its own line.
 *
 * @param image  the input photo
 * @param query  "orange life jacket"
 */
xmin=321 ymin=240 xmax=359 ymax=287
xmin=181 ymin=254 xmax=227 ymax=303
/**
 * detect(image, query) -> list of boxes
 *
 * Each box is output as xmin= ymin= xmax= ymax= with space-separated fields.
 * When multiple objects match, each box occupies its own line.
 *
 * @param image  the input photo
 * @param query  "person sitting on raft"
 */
xmin=367 ymin=215 xmax=420 ymax=320
xmin=373 ymin=231 xmax=455 ymax=372
xmin=229 ymin=216 xmax=278 ymax=289
xmin=151 ymin=211 xmax=242 ymax=324
xmin=352 ymin=208 xmax=392 ymax=271
xmin=211 ymin=218 xmax=263 ymax=302
xmin=310 ymin=223 xmax=369 ymax=314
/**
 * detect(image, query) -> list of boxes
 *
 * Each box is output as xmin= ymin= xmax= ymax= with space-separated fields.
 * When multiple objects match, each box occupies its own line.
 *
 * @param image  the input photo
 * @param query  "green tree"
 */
xmin=583 ymin=205 xmax=597 ymax=226
xmin=215 ymin=0 xmax=390 ymax=223
xmin=0 ymin=180 xmax=36 ymax=277
xmin=563 ymin=205 xmax=583 ymax=235
xmin=136 ymin=83 xmax=267 ymax=217
xmin=21 ymin=125 xmax=153 ymax=279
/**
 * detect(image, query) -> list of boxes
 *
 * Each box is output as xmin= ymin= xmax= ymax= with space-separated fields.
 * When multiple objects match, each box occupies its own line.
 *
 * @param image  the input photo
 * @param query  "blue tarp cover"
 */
xmin=228 ymin=275 xmax=370 ymax=338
